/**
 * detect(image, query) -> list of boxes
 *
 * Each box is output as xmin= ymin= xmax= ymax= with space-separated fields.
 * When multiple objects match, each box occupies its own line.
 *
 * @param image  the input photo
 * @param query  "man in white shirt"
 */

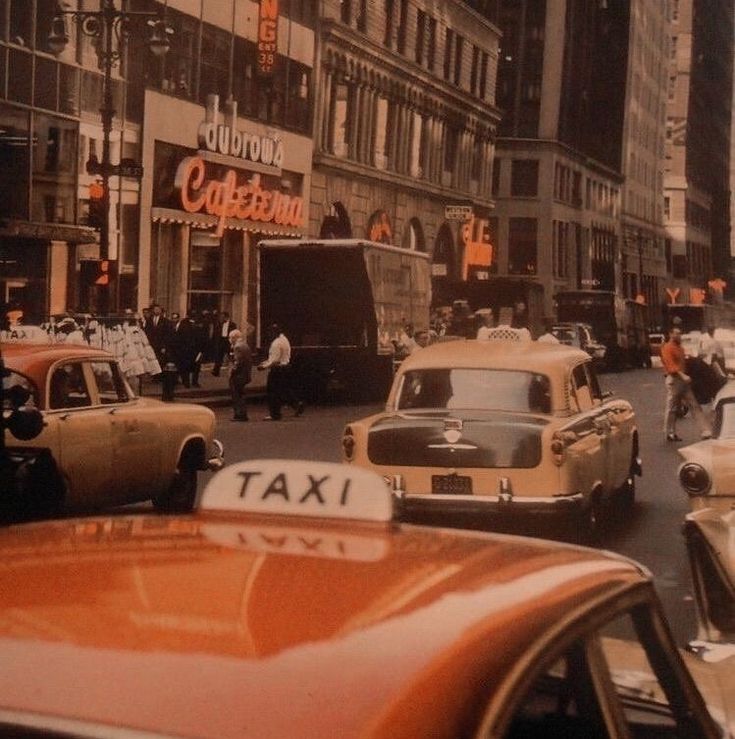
xmin=257 ymin=323 xmax=304 ymax=420
xmin=698 ymin=326 xmax=725 ymax=373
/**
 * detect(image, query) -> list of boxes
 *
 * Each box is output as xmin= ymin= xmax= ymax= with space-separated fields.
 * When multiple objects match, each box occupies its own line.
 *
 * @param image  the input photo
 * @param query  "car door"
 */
xmin=88 ymin=360 xmax=162 ymax=505
xmin=47 ymin=360 xmax=114 ymax=508
xmin=565 ymin=362 xmax=610 ymax=495
xmin=589 ymin=362 xmax=634 ymax=491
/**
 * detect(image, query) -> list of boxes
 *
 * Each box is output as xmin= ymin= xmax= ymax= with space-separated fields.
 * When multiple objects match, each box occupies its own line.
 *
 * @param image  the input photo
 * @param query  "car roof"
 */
xmin=0 ymin=508 xmax=645 ymax=738
xmin=1 ymin=341 xmax=112 ymax=376
xmin=398 ymin=338 xmax=589 ymax=372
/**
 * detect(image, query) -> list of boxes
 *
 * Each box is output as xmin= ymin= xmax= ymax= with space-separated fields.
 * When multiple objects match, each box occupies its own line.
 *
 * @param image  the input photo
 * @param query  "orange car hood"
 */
xmin=0 ymin=514 xmax=643 ymax=738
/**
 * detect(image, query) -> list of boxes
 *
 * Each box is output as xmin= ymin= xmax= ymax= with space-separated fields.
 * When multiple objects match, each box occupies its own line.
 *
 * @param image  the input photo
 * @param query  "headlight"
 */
xmin=342 ymin=427 xmax=355 ymax=461
xmin=678 ymin=463 xmax=711 ymax=496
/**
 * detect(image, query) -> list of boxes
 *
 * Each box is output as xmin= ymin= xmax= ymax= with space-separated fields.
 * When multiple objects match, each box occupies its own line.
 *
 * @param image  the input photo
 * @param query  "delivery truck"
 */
xmin=257 ymin=239 xmax=432 ymax=402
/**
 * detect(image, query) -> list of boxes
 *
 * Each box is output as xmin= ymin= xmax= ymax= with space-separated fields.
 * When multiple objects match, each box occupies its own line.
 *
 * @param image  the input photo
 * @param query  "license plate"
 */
xmin=431 ymin=475 xmax=472 ymax=495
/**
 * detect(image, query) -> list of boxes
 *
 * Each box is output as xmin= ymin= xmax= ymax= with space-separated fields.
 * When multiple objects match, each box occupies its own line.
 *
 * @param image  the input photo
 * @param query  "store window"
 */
xmin=31 ymin=112 xmax=78 ymax=224
xmin=8 ymin=0 xmax=31 ymax=46
xmin=187 ymin=229 xmax=242 ymax=315
xmin=7 ymin=47 xmax=31 ymax=104
xmin=0 ymin=103 xmax=30 ymax=219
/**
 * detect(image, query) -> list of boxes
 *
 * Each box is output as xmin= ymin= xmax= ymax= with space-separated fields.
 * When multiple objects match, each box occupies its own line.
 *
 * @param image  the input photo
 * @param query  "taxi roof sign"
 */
xmin=200 ymin=460 xmax=394 ymax=522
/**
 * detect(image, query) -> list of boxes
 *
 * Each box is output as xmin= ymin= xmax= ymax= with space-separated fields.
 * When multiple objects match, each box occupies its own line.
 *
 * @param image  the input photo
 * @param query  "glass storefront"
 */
xmin=187 ymin=229 xmax=243 ymax=315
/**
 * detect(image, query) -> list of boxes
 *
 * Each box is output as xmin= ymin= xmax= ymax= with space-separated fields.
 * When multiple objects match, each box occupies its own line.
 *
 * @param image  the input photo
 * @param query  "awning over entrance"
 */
xmin=151 ymin=207 xmax=304 ymax=238
xmin=0 ymin=219 xmax=98 ymax=244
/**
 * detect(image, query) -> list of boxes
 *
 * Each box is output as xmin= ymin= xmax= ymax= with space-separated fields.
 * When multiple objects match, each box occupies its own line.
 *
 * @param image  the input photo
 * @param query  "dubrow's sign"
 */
xmin=198 ymin=95 xmax=284 ymax=169
xmin=175 ymin=156 xmax=304 ymax=237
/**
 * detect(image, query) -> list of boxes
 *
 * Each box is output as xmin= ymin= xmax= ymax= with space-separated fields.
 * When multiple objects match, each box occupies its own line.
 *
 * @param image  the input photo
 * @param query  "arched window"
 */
xmin=402 ymin=218 xmax=426 ymax=251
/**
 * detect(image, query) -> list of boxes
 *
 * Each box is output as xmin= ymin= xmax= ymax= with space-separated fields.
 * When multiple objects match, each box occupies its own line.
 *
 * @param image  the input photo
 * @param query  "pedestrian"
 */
xmin=257 ymin=323 xmax=304 ymax=420
xmin=167 ymin=312 xmax=197 ymax=388
xmin=228 ymin=329 xmax=252 ymax=421
xmin=145 ymin=304 xmax=170 ymax=374
xmin=188 ymin=311 xmax=208 ymax=387
xmin=698 ymin=325 xmax=726 ymax=377
xmin=212 ymin=311 xmax=237 ymax=376
xmin=661 ymin=326 xmax=712 ymax=442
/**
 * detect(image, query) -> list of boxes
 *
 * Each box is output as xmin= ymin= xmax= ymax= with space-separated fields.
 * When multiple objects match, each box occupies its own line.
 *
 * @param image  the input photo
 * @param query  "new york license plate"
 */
xmin=431 ymin=474 xmax=472 ymax=495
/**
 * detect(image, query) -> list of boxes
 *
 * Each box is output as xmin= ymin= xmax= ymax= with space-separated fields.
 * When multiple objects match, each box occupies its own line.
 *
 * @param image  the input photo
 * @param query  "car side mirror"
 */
xmin=6 ymin=406 xmax=45 ymax=441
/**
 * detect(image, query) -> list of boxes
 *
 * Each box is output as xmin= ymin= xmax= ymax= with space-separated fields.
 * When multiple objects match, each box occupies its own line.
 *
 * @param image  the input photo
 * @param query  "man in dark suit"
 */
xmin=145 ymin=304 xmax=170 ymax=372
xmin=168 ymin=312 xmax=197 ymax=388
xmin=212 ymin=311 xmax=237 ymax=376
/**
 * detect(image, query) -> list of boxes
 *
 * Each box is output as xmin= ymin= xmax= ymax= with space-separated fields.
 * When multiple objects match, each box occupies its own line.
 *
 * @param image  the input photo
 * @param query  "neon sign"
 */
xmin=257 ymin=0 xmax=278 ymax=76
xmin=175 ymin=156 xmax=304 ymax=237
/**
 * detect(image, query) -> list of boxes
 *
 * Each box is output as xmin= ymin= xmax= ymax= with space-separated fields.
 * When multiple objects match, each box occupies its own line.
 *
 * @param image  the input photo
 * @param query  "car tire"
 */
xmin=571 ymin=492 xmax=603 ymax=546
xmin=618 ymin=474 xmax=636 ymax=510
xmin=153 ymin=466 xmax=198 ymax=513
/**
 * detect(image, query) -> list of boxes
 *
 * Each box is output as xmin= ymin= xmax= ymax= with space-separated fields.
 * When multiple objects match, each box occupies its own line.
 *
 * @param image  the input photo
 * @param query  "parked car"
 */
xmin=0 ymin=458 xmax=729 ymax=738
xmin=342 ymin=340 xmax=641 ymax=540
xmin=552 ymin=321 xmax=607 ymax=366
xmin=1 ymin=341 xmax=223 ymax=515
xmin=678 ymin=383 xmax=735 ymax=512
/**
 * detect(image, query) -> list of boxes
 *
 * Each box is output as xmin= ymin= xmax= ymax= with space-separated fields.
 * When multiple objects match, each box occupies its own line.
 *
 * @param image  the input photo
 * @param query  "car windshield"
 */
xmin=396 ymin=368 xmax=551 ymax=413
xmin=553 ymin=328 xmax=578 ymax=345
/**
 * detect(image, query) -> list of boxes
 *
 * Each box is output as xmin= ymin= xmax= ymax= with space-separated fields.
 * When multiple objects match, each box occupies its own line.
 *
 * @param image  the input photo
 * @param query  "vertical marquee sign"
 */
xmin=257 ymin=0 xmax=278 ymax=76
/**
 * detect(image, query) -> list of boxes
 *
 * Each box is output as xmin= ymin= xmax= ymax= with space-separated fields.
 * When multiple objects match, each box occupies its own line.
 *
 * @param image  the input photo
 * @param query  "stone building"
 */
xmin=665 ymin=0 xmax=733 ymax=305
xmin=310 ymin=0 xmax=502 ymax=309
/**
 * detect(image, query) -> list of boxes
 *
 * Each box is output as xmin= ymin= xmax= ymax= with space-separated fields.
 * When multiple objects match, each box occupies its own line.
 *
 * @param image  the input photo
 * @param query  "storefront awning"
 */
xmin=150 ymin=207 xmax=304 ymax=238
xmin=0 ymin=219 xmax=98 ymax=243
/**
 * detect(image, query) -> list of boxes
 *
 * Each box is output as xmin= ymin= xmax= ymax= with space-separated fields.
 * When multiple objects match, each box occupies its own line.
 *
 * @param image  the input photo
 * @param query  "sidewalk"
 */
xmin=137 ymin=362 xmax=267 ymax=408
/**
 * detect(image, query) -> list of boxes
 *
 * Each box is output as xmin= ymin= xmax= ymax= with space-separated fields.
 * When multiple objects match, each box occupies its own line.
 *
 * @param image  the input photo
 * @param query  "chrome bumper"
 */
xmin=207 ymin=439 xmax=225 ymax=471
xmin=394 ymin=491 xmax=585 ymax=519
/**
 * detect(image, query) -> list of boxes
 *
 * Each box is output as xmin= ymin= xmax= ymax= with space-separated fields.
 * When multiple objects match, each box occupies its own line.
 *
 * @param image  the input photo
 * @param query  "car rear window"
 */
xmin=396 ymin=369 xmax=551 ymax=414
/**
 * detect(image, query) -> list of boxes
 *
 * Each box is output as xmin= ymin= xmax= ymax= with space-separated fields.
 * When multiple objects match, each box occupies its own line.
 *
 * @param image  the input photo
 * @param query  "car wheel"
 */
xmin=571 ymin=492 xmax=603 ymax=546
xmin=153 ymin=466 xmax=198 ymax=513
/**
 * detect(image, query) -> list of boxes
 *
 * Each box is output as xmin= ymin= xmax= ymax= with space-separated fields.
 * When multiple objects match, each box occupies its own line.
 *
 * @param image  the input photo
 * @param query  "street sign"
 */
xmin=117 ymin=162 xmax=144 ymax=178
xmin=581 ymin=278 xmax=600 ymax=287
xmin=445 ymin=204 xmax=473 ymax=221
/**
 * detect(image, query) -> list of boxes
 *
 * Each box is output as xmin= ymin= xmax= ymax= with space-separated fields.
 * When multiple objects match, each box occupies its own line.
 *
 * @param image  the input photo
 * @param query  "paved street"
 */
xmin=206 ymin=362 xmax=704 ymax=647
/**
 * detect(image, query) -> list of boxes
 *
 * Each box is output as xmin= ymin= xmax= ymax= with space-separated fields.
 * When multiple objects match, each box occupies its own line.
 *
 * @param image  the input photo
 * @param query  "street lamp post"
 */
xmin=48 ymin=1 xmax=171 ymax=314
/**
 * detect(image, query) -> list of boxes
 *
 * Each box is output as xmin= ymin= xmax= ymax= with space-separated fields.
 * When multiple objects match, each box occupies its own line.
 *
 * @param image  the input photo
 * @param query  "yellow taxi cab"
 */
xmin=0 ymin=460 xmax=729 ymax=738
xmin=1 ymin=341 xmax=223 ymax=515
xmin=342 ymin=340 xmax=641 ymax=540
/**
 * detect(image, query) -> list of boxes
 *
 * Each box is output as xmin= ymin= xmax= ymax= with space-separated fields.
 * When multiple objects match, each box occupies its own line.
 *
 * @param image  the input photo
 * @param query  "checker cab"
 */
xmin=342 ymin=340 xmax=641 ymax=540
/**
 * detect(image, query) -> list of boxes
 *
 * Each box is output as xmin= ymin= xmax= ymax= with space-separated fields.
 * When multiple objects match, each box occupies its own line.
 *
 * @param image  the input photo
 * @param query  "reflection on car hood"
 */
xmin=0 ymin=513 xmax=640 ymax=739
xmin=368 ymin=410 xmax=548 ymax=468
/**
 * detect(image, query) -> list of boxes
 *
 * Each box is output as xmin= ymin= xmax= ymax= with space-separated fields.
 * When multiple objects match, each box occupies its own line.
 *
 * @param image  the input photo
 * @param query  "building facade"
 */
xmin=492 ymin=0 xmax=674 ymax=325
xmin=0 ymin=0 xmax=315 ymax=328
xmin=311 ymin=0 xmax=502 ymax=310
xmin=135 ymin=0 xmax=314 ymax=326
xmin=619 ymin=0 xmax=669 ymax=327
xmin=492 ymin=0 xmax=630 ymax=318
xmin=664 ymin=0 xmax=734 ymax=307
xmin=0 ymin=0 xmax=129 ymax=322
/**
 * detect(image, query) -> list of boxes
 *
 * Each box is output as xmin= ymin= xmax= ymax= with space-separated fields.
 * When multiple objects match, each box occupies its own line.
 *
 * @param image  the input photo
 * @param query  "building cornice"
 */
xmin=496 ymin=137 xmax=624 ymax=183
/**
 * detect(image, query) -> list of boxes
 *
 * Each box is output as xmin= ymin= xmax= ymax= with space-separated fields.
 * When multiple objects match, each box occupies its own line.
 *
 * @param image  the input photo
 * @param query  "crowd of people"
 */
xmin=136 ymin=305 xmax=246 ymax=390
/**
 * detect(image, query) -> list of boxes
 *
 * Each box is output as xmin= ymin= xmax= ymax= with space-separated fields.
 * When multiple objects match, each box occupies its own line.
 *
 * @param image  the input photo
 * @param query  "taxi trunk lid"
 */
xmin=367 ymin=411 xmax=547 ymax=469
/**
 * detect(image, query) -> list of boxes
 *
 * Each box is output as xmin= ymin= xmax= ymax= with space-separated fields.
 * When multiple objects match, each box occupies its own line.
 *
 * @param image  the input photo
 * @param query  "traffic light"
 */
xmin=88 ymin=180 xmax=105 ymax=230
xmin=80 ymin=259 xmax=116 ymax=288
